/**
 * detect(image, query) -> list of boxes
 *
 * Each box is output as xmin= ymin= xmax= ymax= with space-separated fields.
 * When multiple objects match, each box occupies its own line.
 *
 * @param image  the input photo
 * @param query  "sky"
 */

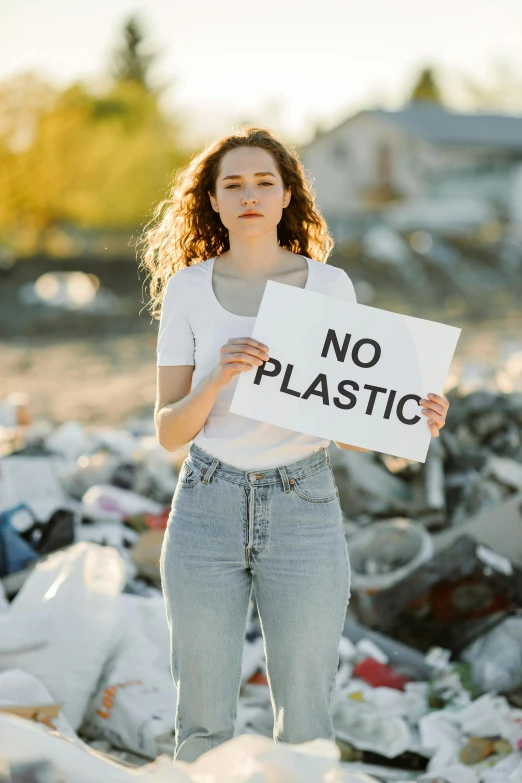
xmin=1 ymin=0 xmax=521 ymax=145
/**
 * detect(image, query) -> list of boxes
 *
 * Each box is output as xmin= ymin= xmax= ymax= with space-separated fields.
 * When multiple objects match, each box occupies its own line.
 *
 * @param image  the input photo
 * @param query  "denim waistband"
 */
xmin=186 ymin=442 xmax=331 ymax=490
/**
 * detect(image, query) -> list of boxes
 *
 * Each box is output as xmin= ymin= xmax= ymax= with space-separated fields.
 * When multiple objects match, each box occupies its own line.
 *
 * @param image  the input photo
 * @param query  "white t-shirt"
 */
xmin=156 ymin=255 xmax=357 ymax=470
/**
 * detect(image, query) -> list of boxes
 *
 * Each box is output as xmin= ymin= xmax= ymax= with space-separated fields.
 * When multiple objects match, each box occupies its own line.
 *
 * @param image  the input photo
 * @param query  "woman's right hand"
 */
xmin=210 ymin=337 xmax=270 ymax=388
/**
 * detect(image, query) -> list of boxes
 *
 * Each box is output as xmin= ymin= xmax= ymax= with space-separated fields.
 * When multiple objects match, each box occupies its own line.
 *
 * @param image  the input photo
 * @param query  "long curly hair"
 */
xmin=137 ymin=125 xmax=335 ymax=319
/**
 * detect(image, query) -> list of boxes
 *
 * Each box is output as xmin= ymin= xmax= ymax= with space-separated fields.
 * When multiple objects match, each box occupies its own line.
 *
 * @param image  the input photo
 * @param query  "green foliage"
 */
xmin=0 ymin=17 xmax=188 ymax=255
xmin=110 ymin=15 xmax=159 ymax=91
xmin=427 ymin=661 xmax=481 ymax=709
xmin=408 ymin=67 xmax=443 ymax=105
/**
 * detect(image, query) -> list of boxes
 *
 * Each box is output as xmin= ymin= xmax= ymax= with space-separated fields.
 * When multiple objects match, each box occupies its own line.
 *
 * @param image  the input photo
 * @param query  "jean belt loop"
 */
xmin=324 ymin=446 xmax=331 ymax=467
xmin=203 ymin=458 xmax=220 ymax=484
xmin=278 ymin=465 xmax=291 ymax=493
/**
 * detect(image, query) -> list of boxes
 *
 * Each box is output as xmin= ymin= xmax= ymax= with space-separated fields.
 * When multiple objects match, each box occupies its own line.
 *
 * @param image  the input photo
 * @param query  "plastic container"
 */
xmin=348 ymin=518 xmax=434 ymax=590
xmin=347 ymin=518 xmax=434 ymax=627
xmin=347 ymin=531 xmax=522 ymax=654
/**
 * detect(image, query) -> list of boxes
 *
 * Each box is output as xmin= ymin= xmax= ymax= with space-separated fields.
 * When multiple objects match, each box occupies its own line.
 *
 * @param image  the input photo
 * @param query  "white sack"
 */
xmin=0 ymin=542 xmax=126 ymax=729
xmin=81 ymin=606 xmax=177 ymax=758
xmin=0 ymin=668 xmax=78 ymax=740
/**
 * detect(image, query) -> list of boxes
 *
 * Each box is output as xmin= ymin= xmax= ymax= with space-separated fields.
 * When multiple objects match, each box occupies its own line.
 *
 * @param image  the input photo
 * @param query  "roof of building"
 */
xmin=326 ymin=102 xmax=522 ymax=151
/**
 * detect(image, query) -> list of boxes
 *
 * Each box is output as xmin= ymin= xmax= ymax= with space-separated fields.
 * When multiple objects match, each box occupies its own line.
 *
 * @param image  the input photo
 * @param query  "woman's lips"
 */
xmin=240 ymin=214 xmax=262 ymax=218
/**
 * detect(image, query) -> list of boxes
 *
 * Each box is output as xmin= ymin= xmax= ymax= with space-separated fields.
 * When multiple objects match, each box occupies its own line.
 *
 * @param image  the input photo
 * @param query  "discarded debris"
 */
xmin=0 ymin=385 xmax=522 ymax=781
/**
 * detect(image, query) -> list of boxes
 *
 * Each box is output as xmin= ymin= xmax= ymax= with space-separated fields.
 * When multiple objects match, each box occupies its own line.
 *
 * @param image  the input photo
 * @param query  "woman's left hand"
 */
xmin=419 ymin=393 xmax=449 ymax=438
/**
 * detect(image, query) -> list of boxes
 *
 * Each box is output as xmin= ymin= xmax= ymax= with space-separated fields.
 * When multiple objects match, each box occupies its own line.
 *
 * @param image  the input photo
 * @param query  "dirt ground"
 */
xmin=1 ymin=333 xmax=159 ymax=427
xmin=2 ymin=312 xmax=521 ymax=429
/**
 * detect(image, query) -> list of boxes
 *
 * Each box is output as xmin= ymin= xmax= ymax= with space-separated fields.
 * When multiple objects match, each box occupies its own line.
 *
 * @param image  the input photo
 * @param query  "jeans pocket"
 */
xmin=178 ymin=459 xmax=205 ymax=488
xmin=291 ymin=464 xmax=339 ymax=503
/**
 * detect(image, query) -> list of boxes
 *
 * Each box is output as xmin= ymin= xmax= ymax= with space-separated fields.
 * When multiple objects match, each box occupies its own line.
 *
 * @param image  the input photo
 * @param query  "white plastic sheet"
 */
xmin=0 ymin=669 xmax=78 ymax=740
xmin=0 ymin=542 xmax=126 ymax=729
xmin=461 ymin=617 xmax=522 ymax=694
xmin=331 ymin=698 xmax=411 ymax=758
xmin=0 ymin=610 xmax=48 ymax=653
xmin=0 ymin=712 xmax=382 ymax=782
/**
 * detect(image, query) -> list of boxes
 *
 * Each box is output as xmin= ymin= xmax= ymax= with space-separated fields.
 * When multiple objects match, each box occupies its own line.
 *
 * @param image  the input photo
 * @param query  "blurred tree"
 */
xmin=0 ymin=18 xmax=189 ymax=255
xmin=0 ymin=73 xmax=58 ymax=252
xmin=408 ymin=67 xmax=443 ymax=104
xmin=0 ymin=72 xmax=56 ymax=153
xmin=110 ymin=15 xmax=159 ymax=93
xmin=456 ymin=58 xmax=522 ymax=113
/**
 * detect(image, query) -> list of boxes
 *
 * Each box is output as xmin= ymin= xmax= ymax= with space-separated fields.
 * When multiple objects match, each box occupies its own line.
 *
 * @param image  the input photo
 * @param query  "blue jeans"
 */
xmin=160 ymin=441 xmax=351 ymax=762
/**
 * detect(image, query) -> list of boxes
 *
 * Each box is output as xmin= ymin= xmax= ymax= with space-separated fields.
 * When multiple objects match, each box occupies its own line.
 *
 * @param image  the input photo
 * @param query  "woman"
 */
xmin=139 ymin=126 xmax=449 ymax=762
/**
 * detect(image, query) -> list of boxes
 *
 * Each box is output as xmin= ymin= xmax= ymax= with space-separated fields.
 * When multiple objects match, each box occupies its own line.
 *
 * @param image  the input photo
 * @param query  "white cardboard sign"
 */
xmin=229 ymin=281 xmax=461 ymax=462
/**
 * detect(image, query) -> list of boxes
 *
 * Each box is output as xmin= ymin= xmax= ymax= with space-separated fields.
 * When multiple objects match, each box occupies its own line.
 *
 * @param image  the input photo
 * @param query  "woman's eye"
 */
xmin=225 ymin=182 xmax=273 ymax=189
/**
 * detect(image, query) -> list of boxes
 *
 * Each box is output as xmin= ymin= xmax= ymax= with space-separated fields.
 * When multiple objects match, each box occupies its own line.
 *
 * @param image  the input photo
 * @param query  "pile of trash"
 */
xmin=0 ymin=386 xmax=522 ymax=782
xmin=331 ymin=388 xmax=522 ymax=530
xmin=328 ymin=387 xmax=522 ymax=651
xmin=340 ymin=225 xmax=522 ymax=321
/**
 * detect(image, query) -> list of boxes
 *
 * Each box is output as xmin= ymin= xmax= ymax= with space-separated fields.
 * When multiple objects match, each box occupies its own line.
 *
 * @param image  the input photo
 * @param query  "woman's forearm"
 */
xmin=334 ymin=441 xmax=372 ymax=452
xmin=155 ymin=372 xmax=224 ymax=452
xmin=156 ymin=386 xmax=374 ymax=454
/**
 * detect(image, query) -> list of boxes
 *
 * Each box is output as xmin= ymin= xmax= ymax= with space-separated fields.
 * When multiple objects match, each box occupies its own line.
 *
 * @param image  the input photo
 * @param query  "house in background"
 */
xmin=301 ymin=102 xmax=522 ymax=238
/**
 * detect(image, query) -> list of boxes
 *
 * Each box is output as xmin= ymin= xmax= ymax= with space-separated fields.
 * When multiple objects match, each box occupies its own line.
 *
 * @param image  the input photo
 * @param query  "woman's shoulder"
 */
xmin=165 ymin=257 xmax=213 ymax=291
xmin=307 ymin=257 xmax=343 ymax=279
xmin=307 ymin=258 xmax=357 ymax=302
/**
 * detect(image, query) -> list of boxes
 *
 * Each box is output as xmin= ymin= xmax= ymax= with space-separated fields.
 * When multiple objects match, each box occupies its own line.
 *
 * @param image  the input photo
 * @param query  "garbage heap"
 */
xmin=0 ymin=386 xmax=521 ymax=783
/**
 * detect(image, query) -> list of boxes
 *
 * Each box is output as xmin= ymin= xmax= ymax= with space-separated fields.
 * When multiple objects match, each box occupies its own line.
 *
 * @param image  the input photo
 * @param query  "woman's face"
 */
xmin=210 ymin=146 xmax=291 ymax=235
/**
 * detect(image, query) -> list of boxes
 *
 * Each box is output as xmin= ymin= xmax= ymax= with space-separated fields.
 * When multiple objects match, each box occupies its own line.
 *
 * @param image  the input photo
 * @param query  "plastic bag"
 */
xmin=0 ymin=542 xmax=126 ymax=729
xmin=81 ymin=602 xmax=177 ymax=759
xmin=461 ymin=616 xmax=522 ymax=693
